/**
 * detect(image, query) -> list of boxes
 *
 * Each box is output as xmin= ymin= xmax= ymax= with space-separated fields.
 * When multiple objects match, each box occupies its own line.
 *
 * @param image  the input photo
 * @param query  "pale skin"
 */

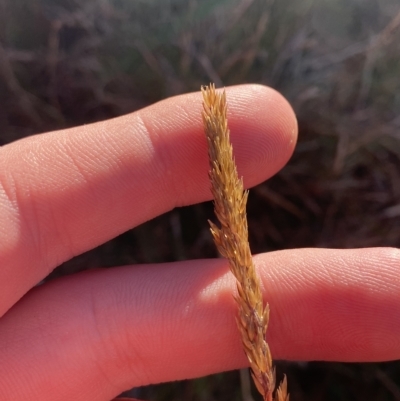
xmin=0 ymin=84 xmax=399 ymax=401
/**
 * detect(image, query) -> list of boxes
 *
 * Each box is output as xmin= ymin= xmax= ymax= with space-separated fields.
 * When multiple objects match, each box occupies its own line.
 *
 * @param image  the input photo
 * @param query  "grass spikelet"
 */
xmin=201 ymin=84 xmax=288 ymax=401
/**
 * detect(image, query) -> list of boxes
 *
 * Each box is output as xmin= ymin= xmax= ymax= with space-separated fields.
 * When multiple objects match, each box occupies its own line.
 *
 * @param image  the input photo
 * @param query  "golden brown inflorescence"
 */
xmin=201 ymin=84 xmax=288 ymax=401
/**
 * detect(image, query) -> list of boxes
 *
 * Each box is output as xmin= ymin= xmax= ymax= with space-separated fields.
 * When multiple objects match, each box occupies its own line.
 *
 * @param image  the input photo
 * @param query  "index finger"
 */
xmin=0 ymin=84 xmax=297 ymax=315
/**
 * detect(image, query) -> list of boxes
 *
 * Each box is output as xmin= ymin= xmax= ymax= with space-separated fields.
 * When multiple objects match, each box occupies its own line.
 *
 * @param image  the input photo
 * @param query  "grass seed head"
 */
xmin=201 ymin=84 xmax=288 ymax=401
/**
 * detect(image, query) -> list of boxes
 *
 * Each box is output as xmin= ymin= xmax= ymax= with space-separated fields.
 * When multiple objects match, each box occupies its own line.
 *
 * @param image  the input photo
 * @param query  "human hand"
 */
xmin=0 ymin=85 xmax=399 ymax=401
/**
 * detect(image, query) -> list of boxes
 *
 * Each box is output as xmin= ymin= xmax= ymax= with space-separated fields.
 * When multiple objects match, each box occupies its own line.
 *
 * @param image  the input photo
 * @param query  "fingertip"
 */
xmin=145 ymin=83 xmax=298 ymax=205
xmin=225 ymin=84 xmax=298 ymax=188
xmin=255 ymin=247 xmax=400 ymax=362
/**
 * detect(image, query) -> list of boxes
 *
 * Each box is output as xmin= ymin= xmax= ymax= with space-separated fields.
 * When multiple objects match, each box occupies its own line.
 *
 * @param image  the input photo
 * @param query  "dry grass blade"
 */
xmin=201 ymin=84 xmax=289 ymax=401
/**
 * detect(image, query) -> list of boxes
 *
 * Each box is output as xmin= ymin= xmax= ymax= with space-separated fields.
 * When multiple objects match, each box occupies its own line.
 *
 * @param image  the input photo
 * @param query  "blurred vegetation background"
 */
xmin=1 ymin=0 xmax=400 ymax=400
